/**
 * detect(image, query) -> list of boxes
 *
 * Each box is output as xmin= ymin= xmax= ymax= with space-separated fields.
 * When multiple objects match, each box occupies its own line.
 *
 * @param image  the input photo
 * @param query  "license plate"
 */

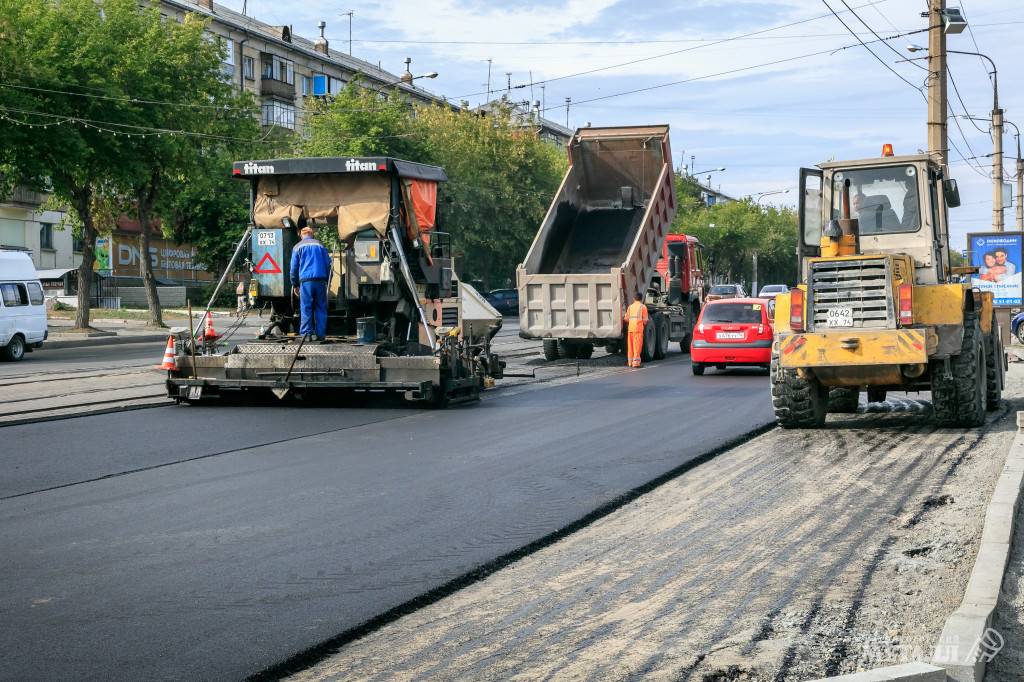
xmin=826 ymin=307 xmax=854 ymax=328
xmin=187 ymin=386 xmax=203 ymax=400
xmin=717 ymin=332 xmax=745 ymax=340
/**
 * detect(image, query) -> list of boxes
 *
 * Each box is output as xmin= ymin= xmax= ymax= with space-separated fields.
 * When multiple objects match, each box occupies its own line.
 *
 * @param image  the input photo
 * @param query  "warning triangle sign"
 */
xmin=253 ymin=252 xmax=282 ymax=274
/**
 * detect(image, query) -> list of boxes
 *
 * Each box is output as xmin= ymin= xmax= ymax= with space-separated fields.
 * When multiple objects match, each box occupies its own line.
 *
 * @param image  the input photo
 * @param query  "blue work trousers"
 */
xmin=299 ymin=280 xmax=328 ymax=338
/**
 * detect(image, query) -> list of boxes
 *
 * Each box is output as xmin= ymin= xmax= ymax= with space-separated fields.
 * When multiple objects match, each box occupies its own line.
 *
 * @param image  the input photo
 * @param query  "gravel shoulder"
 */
xmin=291 ymin=368 xmax=1023 ymax=682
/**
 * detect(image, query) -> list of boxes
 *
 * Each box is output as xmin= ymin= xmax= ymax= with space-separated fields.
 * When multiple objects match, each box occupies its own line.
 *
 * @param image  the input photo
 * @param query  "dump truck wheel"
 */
xmin=557 ymin=339 xmax=578 ymax=360
xmin=653 ymin=315 xmax=669 ymax=360
xmin=932 ymin=311 xmax=986 ymax=427
xmin=985 ymin=317 xmax=1002 ymax=411
xmin=867 ymin=387 xmax=887 ymax=403
xmin=641 ymin=322 xmax=657 ymax=363
xmin=575 ymin=343 xmax=594 ymax=360
xmin=692 ymin=362 xmax=705 ymax=376
xmin=543 ymin=339 xmax=560 ymax=361
xmin=827 ymin=387 xmax=860 ymax=413
xmin=678 ymin=339 xmax=691 ymax=355
xmin=771 ymin=352 xmax=827 ymax=428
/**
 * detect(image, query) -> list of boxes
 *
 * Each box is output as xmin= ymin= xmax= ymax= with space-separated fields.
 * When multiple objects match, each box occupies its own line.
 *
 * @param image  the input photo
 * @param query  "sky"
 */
xmin=217 ymin=0 xmax=1023 ymax=249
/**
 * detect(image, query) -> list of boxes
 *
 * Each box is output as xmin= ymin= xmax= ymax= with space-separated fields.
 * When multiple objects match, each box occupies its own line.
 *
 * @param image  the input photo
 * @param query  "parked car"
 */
xmin=0 ymin=250 xmax=48 ymax=361
xmin=757 ymin=284 xmax=789 ymax=300
xmin=1012 ymin=310 xmax=1024 ymax=344
xmin=705 ymin=283 xmax=747 ymax=302
xmin=484 ymin=288 xmax=519 ymax=317
xmin=690 ymin=298 xmax=773 ymax=375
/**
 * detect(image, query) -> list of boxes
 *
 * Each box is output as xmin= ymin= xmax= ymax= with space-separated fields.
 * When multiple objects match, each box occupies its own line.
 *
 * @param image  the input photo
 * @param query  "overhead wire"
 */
xmin=838 ymin=0 xmax=927 ymax=70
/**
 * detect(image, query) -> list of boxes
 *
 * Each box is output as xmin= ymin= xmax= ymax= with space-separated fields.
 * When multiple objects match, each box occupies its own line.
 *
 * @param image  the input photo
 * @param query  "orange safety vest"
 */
xmin=625 ymin=301 xmax=649 ymax=333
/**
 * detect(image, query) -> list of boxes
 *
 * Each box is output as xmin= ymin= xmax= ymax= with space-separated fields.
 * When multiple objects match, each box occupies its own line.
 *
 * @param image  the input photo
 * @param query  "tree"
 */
xmin=0 ymin=0 xmax=142 ymax=330
xmin=672 ymin=173 xmax=799 ymax=287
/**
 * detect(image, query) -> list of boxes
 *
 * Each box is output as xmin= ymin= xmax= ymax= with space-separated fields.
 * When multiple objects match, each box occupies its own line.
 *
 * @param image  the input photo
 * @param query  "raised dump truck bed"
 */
xmin=517 ymin=125 xmax=699 ymax=361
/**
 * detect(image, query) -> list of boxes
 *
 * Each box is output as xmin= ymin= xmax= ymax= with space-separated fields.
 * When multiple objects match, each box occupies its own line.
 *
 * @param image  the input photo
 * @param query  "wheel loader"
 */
xmin=771 ymin=147 xmax=1005 ymax=428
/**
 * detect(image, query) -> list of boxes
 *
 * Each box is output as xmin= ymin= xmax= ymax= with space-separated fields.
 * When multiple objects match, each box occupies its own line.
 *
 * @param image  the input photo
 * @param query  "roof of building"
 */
xmin=474 ymin=97 xmax=573 ymax=139
xmin=37 ymin=268 xmax=79 ymax=280
xmin=163 ymin=0 xmax=448 ymax=105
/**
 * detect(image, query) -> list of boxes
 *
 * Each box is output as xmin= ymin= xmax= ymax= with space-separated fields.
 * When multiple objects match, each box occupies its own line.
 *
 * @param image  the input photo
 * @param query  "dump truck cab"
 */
xmin=771 ymin=149 xmax=1004 ymax=428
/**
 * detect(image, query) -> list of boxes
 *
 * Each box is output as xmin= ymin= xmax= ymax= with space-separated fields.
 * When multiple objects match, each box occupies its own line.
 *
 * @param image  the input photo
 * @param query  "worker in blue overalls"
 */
xmin=289 ymin=225 xmax=332 ymax=341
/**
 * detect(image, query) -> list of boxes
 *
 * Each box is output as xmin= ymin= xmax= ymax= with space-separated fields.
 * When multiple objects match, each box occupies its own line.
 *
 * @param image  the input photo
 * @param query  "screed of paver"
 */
xmin=290 ymin=382 xmax=1019 ymax=682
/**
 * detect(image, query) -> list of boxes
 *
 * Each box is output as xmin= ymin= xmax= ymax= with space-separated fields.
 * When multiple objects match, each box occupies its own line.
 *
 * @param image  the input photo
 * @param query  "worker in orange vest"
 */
xmin=624 ymin=292 xmax=649 ymax=368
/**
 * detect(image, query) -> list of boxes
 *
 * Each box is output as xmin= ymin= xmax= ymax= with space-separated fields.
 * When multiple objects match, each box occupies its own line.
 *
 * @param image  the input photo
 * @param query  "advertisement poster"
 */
xmin=968 ymin=232 xmax=1023 ymax=306
xmin=93 ymin=236 xmax=111 ymax=273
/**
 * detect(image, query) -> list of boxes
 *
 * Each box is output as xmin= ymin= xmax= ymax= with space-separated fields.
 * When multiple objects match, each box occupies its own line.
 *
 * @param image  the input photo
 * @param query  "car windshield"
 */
xmin=702 ymin=302 xmax=764 ymax=324
xmin=830 ymin=165 xmax=921 ymax=234
xmin=759 ymin=285 xmax=785 ymax=294
xmin=709 ymin=285 xmax=736 ymax=295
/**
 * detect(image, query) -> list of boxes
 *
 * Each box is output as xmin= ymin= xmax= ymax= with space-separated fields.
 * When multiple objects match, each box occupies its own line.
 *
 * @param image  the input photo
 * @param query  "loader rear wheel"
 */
xmin=543 ymin=339 xmax=560 ymax=361
xmin=771 ymin=352 xmax=827 ymax=428
xmin=827 ymin=387 xmax=860 ymax=413
xmin=931 ymin=311 xmax=986 ymax=428
xmin=984 ymin=314 xmax=1002 ymax=411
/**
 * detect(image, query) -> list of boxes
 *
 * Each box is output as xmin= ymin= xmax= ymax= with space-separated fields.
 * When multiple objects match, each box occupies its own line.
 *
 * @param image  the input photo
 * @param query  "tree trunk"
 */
xmin=73 ymin=187 xmax=95 ymax=331
xmin=137 ymin=181 xmax=164 ymax=328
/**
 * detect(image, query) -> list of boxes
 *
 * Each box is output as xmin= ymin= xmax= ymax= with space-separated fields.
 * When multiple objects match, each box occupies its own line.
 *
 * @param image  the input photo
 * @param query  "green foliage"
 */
xmin=300 ymin=87 xmax=567 ymax=287
xmin=672 ymin=175 xmax=799 ymax=288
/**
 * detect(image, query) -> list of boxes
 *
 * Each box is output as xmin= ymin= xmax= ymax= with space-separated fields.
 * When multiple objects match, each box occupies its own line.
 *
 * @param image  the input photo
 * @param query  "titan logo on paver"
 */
xmin=243 ymin=162 xmax=275 ymax=174
xmin=346 ymin=159 xmax=380 ymax=171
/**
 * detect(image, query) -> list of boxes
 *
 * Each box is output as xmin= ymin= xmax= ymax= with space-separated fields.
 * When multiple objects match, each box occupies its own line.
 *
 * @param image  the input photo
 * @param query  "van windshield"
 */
xmin=830 ymin=165 xmax=921 ymax=234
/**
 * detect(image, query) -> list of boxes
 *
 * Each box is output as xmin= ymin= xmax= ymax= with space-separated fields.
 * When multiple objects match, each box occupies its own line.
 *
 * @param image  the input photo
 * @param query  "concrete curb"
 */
xmin=929 ymin=411 xmax=1024 ymax=681
xmin=44 ymin=333 xmax=170 ymax=350
xmin=809 ymin=662 xmax=947 ymax=681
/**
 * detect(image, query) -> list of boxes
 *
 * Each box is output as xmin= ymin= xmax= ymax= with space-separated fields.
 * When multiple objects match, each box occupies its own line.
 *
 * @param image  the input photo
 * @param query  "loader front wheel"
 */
xmin=931 ymin=311 xmax=986 ymax=428
xmin=827 ymin=387 xmax=860 ymax=413
xmin=771 ymin=352 xmax=827 ymax=428
xmin=543 ymin=339 xmax=560 ymax=361
xmin=984 ymin=316 xmax=1003 ymax=411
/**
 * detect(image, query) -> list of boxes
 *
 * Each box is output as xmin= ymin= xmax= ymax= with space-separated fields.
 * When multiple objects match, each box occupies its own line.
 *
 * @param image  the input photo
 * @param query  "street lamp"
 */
xmin=753 ymin=189 xmax=790 ymax=206
xmin=909 ymin=44 xmax=1005 ymax=230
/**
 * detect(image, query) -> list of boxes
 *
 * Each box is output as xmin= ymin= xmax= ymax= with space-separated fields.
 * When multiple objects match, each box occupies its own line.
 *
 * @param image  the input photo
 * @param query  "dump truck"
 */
xmin=771 ymin=147 xmax=1005 ymax=428
xmin=165 ymin=156 xmax=504 ymax=406
xmin=517 ymin=125 xmax=705 ymax=361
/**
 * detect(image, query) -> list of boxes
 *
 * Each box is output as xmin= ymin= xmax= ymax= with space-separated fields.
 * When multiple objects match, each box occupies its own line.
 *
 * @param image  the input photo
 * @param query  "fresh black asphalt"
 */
xmin=0 ymin=352 xmax=773 ymax=680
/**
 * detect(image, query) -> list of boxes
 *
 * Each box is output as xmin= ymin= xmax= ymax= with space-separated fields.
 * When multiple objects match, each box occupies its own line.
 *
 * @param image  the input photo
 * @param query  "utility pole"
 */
xmin=752 ymin=252 xmax=758 ymax=298
xmin=341 ymin=11 xmax=353 ymax=55
xmin=927 ymin=0 xmax=948 ymax=171
xmin=992 ymin=105 xmax=1005 ymax=231
xmin=1006 ymin=121 xmax=1023 ymax=230
xmin=565 ymin=97 xmax=571 ymax=128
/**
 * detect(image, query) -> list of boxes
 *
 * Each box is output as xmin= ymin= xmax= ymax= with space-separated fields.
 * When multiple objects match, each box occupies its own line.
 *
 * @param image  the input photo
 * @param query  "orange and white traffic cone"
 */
xmin=157 ymin=336 xmax=177 ymax=371
xmin=203 ymin=312 xmax=219 ymax=341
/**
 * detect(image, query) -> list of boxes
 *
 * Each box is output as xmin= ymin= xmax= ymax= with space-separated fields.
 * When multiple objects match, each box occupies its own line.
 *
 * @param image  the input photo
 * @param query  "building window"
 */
xmin=39 ymin=222 xmax=53 ymax=250
xmin=243 ymin=56 xmax=255 ymax=81
xmin=329 ymin=76 xmax=344 ymax=96
xmin=301 ymin=75 xmax=312 ymax=97
xmin=261 ymin=55 xmax=294 ymax=85
xmin=72 ymin=232 xmax=83 ymax=253
xmin=261 ymin=100 xmax=296 ymax=130
xmin=222 ymin=37 xmax=235 ymax=66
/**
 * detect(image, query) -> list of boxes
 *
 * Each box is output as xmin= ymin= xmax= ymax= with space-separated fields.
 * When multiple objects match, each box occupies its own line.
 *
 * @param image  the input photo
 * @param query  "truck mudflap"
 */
xmin=776 ymin=328 xmax=934 ymax=369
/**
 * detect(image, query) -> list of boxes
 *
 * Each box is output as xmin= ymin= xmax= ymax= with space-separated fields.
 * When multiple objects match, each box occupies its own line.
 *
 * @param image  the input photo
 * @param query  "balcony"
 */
xmin=6 ymin=185 xmax=48 ymax=208
xmin=260 ymin=77 xmax=295 ymax=100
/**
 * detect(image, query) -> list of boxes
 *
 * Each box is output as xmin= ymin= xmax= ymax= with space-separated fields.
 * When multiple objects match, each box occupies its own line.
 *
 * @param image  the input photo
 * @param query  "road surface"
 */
xmin=0 ymin=347 xmax=774 ymax=680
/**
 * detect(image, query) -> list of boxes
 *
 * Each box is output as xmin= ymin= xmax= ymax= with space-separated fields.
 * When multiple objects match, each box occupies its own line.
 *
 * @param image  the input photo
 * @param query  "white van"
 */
xmin=0 ymin=250 xmax=48 ymax=361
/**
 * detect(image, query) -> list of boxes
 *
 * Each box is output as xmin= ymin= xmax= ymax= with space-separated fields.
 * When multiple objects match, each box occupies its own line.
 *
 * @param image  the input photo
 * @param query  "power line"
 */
xmin=449 ymin=0 xmax=899 ymax=101
xmin=0 ymin=81 xmax=259 ymax=113
xmin=839 ymin=0 xmax=927 ymax=70
xmin=947 ymin=64 xmax=990 ymax=136
xmin=958 ymin=1 xmax=995 ymax=86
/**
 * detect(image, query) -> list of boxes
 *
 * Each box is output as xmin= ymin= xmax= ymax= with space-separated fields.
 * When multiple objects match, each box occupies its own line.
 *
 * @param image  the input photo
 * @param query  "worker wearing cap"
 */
xmin=290 ymin=226 xmax=332 ymax=341
xmin=624 ymin=292 xmax=649 ymax=368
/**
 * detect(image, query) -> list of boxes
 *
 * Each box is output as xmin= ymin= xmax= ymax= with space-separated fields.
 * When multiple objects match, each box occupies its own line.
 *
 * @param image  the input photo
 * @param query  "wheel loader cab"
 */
xmin=771 ymin=150 xmax=1002 ymax=429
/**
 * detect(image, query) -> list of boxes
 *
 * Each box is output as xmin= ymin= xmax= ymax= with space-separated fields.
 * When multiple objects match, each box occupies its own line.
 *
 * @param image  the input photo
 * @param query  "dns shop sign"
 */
xmin=116 ymin=242 xmax=201 ymax=273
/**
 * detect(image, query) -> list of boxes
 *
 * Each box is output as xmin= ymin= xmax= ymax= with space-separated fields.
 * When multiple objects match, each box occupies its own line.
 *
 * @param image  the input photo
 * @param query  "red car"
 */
xmin=690 ymin=298 xmax=774 ymax=375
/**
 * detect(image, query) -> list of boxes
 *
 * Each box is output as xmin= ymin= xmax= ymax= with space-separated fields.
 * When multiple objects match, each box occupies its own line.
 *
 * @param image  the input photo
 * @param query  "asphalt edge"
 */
xmin=928 ymin=410 xmax=1024 ymax=681
xmin=246 ymin=418 xmax=779 ymax=681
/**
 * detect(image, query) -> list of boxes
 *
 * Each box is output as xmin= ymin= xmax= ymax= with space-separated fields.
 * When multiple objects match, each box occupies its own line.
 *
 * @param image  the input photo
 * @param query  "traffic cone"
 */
xmin=157 ymin=336 xmax=177 ymax=371
xmin=203 ymin=311 xmax=219 ymax=340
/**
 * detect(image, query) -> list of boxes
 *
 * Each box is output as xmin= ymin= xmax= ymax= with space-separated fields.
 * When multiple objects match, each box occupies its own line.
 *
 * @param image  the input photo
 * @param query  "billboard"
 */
xmin=968 ymin=232 xmax=1023 ymax=307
